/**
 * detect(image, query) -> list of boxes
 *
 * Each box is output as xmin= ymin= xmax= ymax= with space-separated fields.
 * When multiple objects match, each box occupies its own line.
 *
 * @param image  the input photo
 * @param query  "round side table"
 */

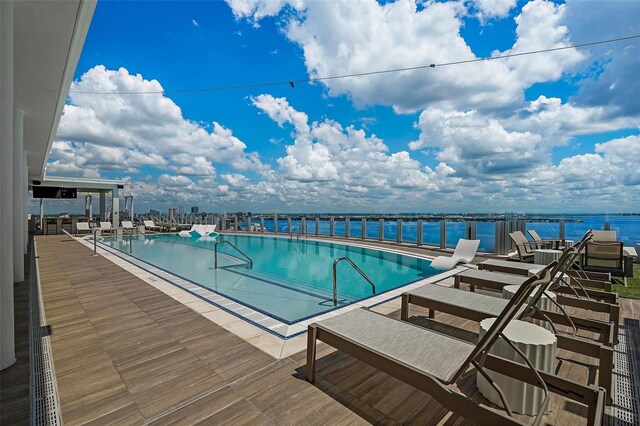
xmin=477 ymin=318 xmax=557 ymax=416
xmin=533 ymin=249 xmax=563 ymax=265
xmin=502 ymin=285 xmax=559 ymax=331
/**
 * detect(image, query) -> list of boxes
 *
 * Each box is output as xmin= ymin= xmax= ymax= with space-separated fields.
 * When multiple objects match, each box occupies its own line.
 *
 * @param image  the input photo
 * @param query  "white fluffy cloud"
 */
xmin=472 ymin=0 xmax=516 ymax=21
xmin=227 ymin=0 xmax=587 ymax=114
xmin=253 ymin=94 xmax=461 ymax=195
xmin=49 ymin=66 xmax=265 ymax=204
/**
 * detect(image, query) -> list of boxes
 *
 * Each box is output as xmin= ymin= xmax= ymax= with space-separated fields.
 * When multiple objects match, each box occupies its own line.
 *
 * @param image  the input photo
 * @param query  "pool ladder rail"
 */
xmin=289 ymin=223 xmax=307 ymax=242
xmin=332 ymin=257 xmax=376 ymax=306
xmin=93 ymin=225 xmax=136 ymax=255
xmin=214 ymin=240 xmax=253 ymax=269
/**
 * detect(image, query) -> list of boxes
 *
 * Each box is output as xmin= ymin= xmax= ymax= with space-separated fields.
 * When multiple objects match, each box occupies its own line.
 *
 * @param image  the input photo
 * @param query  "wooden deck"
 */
xmin=5 ymin=234 xmax=638 ymax=424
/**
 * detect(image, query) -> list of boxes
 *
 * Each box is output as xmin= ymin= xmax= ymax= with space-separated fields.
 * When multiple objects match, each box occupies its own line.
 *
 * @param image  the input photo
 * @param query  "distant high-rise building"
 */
xmin=168 ymin=208 xmax=176 ymax=220
xmin=191 ymin=206 xmax=199 ymax=213
xmin=149 ymin=209 xmax=160 ymax=217
xmin=179 ymin=206 xmax=185 ymax=216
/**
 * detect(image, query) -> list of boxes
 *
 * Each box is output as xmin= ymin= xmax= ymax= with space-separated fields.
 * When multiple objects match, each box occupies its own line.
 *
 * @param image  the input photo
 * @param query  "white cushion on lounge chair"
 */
xmin=99 ymin=221 xmax=112 ymax=229
xmin=431 ymin=239 xmax=480 ymax=270
xmin=121 ymin=221 xmax=135 ymax=229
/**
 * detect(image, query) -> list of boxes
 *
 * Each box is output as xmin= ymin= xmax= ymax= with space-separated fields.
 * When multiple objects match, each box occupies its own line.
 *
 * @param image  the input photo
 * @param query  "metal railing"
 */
xmin=289 ymin=223 xmax=306 ymax=242
xmin=93 ymin=226 xmax=135 ymax=255
xmin=214 ymin=240 xmax=253 ymax=269
xmin=332 ymin=257 xmax=376 ymax=306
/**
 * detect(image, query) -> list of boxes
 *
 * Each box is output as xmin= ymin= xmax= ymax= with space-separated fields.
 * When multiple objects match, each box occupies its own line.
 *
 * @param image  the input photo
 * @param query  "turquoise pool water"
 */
xmin=99 ymin=234 xmax=437 ymax=323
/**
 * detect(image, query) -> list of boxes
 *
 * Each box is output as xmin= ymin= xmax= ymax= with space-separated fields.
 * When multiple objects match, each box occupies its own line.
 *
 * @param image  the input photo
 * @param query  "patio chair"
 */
xmin=121 ymin=220 xmax=138 ymax=234
xmin=143 ymin=220 xmax=162 ymax=233
xmin=75 ymin=221 xmax=91 ymax=236
xmin=401 ymin=246 xmax=615 ymax=401
xmin=98 ymin=221 xmax=114 ymax=235
xmin=583 ymin=241 xmax=627 ymax=287
xmin=509 ymin=231 xmax=549 ymax=262
xmin=527 ymin=229 xmax=564 ymax=250
xmin=430 ymin=239 xmax=480 ymax=270
xmin=307 ymin=266 xmax=605 ymax=425
xmin=591 ymin=230 xmax=616 ymax=242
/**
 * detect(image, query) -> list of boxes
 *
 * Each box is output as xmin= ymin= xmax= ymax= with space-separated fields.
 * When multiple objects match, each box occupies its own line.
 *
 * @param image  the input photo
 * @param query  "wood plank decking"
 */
xmin=6 ymin=234 xmax=637 ymax=424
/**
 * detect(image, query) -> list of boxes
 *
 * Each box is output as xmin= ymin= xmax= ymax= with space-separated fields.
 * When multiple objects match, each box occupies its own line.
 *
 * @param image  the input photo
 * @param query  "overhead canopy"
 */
xmin=14 ymin=0 xmax=96 ymax=181
xmin=33 ymin=176 xmax=125 ymax=193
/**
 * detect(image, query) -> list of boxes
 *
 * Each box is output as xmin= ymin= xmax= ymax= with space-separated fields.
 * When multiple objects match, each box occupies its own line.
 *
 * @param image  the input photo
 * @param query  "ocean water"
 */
xmin=249 ymin=215 xmax=640 ymax=253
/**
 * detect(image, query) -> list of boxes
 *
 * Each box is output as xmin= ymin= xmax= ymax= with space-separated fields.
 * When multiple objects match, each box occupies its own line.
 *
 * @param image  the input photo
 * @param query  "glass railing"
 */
xmin=236 ymin=214 xmax=639 ymax=253
xmin=422 ymin=222 xmax=440 ymax=247
xmin=525 ymin=221 xmax=559 ymax=239
xmin=446 ymin=222 xmax=466 ymax=249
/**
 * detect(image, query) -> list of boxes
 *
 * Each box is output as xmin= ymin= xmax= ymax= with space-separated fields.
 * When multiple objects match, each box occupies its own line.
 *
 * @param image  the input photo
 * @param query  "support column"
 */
xmin=39 ymin=199 xmax=44 ymax=232
xmin=99 ymin=191 xmax=106 ymax=221
xmin=12 ymin=109 xmax=24 ymax=282
xmin=0 ymin=0 xmax=16 ymax=370
xmin=85 ymin=195 xmax=93 ymax=221
xmin=111 ymin=187 xmax=119 ymax=226
xmin=23 ymin=153 xmax=27 ymax=253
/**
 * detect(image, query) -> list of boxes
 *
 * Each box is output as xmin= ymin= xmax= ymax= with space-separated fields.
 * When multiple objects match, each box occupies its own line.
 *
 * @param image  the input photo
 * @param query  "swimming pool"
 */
xmin=98 ymin=234 xmax=439 ymax=324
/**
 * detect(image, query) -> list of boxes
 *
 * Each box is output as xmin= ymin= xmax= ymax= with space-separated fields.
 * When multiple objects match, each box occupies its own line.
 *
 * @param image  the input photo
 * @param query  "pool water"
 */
xmin=99 ymin=234 xmax=437 ymax=323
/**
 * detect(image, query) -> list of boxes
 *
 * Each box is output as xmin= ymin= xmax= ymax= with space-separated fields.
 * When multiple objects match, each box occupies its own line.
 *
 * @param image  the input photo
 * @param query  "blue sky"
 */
xmin=46 ymin=0 xmax=640 ymax=213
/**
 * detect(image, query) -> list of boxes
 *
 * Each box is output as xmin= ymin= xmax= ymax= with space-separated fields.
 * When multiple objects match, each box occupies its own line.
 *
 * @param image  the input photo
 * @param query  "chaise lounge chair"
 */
xmin=401 ymin=245 xmax=615 ymax=401
xmin=509 ymin=231 xmax=549 ymax=262
xmin=121 ymin=220 xmax=137 ymax=232
xmin=178 ymin=224 xmax=217 ymax=237
xmin=527 ymin=229 xmax=564 ymax=250
xmin=307 ymin=265 xmax=605 ymax=425
xmin=430 ymin=239 xmax=480 ymax=270
xmin=75 ymin=221 xmax=91 ymax=237
xmin=98 ymin=221 xmax=114 ymax=235
xmin=143 ymin=220 xmax=162 ymax=233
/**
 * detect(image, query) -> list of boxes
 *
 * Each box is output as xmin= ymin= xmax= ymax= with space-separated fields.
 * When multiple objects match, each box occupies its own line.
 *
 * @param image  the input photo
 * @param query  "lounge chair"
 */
xmin=98 ymin=221 xmax=113 ymax=235
xmin=478 ymin=258 xmax=611 ymax=290
xmin=401 ymin=246 xmax=615 ymax=401
xmin=509 ymin=231 xmax=549 ymax=262
xmin=178 ymin=224 xmax=217 ymax=237
xmin=457 ymin=231 xmax=621 ymax=343
xmin=143 ymin=220 xmax=162 ymax=233
xmin=527 ymin=229 xmax=564 ymax=249
xmin=307 ymin=266 xmax=605 ymax=425
xmin=430 ymin=239 xmax=480 ymax=270
xmin=75 ymin=221 xmax=91 ymax=236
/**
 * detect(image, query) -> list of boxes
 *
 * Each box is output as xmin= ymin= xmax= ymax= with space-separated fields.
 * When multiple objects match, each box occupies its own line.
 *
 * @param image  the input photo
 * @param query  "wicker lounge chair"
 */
xmin=307 ymin=266 xmax=605 ymax=425
xmin=430 ymin=239 xmax=480 ymax=270
xmin=401 ymin=246 xmax=615 ymax=401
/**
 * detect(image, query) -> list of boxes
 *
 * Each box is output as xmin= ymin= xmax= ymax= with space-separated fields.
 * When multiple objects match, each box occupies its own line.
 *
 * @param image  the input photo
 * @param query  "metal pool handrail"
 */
xmin=93 ymin=226 xmax=135 ymax=255
xmin=332 ymin=257 xmax=376 ymax=306
xmin=214 ymin=240 xmax=253 ymax=269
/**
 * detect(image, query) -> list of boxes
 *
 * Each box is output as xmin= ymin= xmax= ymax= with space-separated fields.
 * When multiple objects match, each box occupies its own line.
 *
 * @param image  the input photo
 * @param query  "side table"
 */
xmin=477 ymin=318 xmax=557 ymax=416
xmin=503 ymin=285 xmax=559 ymax=330
xmin=533 ymin=249 xmax=563 ymax=265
